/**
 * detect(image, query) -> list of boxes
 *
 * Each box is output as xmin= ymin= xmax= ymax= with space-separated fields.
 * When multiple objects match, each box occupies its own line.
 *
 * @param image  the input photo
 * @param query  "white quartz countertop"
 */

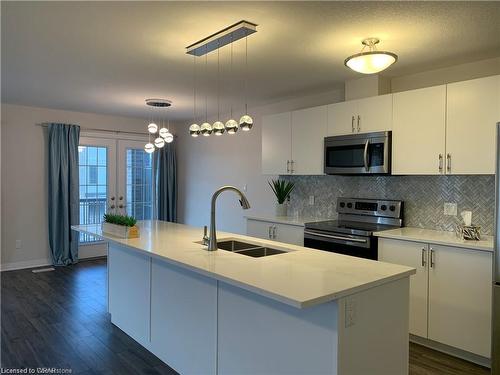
xmin=374 ymin=227 xmax=494 ymax=252
xmin=244 ymin=214 xmax=328 ymax=227
xmin=73 ymin=220 xmax=415 ymax=309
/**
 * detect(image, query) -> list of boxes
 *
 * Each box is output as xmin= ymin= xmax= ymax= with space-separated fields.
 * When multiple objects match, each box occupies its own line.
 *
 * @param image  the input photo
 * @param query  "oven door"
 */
xmin=303 ymin=229 xmax=377 ymax=260
xmin=324 ymin=131 xmax=391 ymax=175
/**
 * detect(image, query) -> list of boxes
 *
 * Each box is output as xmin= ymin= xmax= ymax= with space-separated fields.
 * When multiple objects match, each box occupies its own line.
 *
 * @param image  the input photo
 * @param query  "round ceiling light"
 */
xmin=344 ymin=38 xmax=397 ymax=74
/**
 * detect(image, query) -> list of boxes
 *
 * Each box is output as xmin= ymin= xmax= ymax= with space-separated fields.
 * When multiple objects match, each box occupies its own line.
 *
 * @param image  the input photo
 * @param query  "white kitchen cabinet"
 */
xmin=291 ymin=105 xmax=328 ymax=174
xmin=378 ymin=238 xmax=429 ymax=338
xmin=246 ymin=218 xmax=304 ymax=246
xmin=262 ymin=112 xmax=291 ymax=175
xmin=327 ymin=94 xmax=392 ymax=136
xmin=392 ymin=85 xmax=446 ymax=175
xmin=150 ymin=258 xmax=217 ymax=375
xmin=108 ymin=244 xmax=151 ymax=347
xmin=262 ymin=106 xmax=327 ymax=175
xmin=428 ymin=244 xmax=492 ymax=357
xmin=446 ymin=75 xmax=500 ymax=174
xmin=379 ymin=238 xmax=493 ymax=357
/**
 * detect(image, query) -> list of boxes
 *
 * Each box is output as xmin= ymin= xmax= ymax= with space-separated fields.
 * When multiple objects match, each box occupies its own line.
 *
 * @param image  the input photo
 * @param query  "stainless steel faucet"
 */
xmin=207 ymin=186 xmax=251 ymax=251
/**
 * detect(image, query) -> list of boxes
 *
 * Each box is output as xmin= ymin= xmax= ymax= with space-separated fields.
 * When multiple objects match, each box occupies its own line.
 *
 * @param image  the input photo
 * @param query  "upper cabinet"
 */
xmin=446 ymin=75 xmax=500 ymax=174
xmin=327 ymin=94 xmax=392 ymax=136
xmin=392 ymin=85 xmax=447 ymax=175
xmin=393 ymin=75 xmax=499 ymax=175
xmin=262 ymin=106 xmax=327 ymax=175
xmin=262 ymin=112 xmax=292 ymax=175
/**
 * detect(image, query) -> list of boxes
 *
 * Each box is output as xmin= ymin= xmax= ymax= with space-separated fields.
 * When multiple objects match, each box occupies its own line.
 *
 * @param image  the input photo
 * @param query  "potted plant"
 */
xmin=102 ymin=213 xmax=140 ymax=239
xmin=268 ymin=179 xmax=295 ymax=217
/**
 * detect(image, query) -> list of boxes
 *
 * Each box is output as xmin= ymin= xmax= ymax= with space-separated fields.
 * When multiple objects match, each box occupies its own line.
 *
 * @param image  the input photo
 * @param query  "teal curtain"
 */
xmin=155 ymin=142 xmax=177 ymax=222
xmin=47 ymin=123 xmax=80 ymax=265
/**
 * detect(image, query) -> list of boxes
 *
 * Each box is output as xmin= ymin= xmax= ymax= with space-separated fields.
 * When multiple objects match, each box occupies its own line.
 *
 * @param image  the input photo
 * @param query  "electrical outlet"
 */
xmin=444 ymin=202 xmax=457 ymax=216
xmin=309 ymin=195 xmax=315 ymax=205
xmin=345 ymin=297 xmax=357 ymax=328
xmin=15 ymin=240 xmax=22 ymax=250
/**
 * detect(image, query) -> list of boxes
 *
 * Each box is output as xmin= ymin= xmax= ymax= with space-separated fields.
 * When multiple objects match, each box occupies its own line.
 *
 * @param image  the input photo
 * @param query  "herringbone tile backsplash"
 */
xmin=281 ymin=175 xmax=495 ymax=235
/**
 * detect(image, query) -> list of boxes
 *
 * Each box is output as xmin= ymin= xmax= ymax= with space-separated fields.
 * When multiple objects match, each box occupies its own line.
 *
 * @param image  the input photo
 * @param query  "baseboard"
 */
xmin=410 ymin=334 xmax=491 ymax=368
xmin=1 ymin=258 xmax=52 ymax=272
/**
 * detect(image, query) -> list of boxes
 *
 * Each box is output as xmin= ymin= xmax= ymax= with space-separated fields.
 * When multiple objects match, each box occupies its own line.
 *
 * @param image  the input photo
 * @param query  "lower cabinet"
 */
xmin=379 ymin=238 xmax=492 ymax=358
xmin=246 ymin=218 xmax=304 ymax=246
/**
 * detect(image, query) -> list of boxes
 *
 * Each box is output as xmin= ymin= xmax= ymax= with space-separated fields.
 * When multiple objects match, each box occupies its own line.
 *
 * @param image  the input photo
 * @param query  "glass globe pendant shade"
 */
xmin=144 ymin=143 xmax=155 ymax=154
xmin=189 ymin=124 xmax=200 ymax=137
xmin=239 ymin=114 xmax=253 ymax=131
xmin=164 ymin=132 xmax=174 ymax=143
xmin=159 ymin=127 xmax=169 ymax=138
xmin=344 ymin=51 xmax=397 ymax=74
xmin=200 ymin=122 xmax=212 ymax=136
xmin=212 ymin=121 xmax=225 ymax=136
xmin=154 ymin=137 xmax=165 ymax=148
xmin=225 ymin=119 xmax=238 ymax=134
xmin=148 ymin=122 xmax=158 ymax=134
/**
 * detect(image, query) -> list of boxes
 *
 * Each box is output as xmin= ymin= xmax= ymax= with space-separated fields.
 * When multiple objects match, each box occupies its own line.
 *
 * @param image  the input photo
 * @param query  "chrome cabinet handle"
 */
xmin=363 ymin=140 xmax=370 ymax=172
xmin=268 ymin=226 xmax=272 ymax=239
xmin=286 ymin=160 xmax=290 ymax=173
xmin=272 ymin=226 xmax=277 ymax=239
xmin=290 ymin=160 xmax=295 ymax=174
xmin=304 ymin=230 xmax=367 ymax=243
xmin=351 ymin=116 xmax=355 ymax=133
xmin=421 ymin=248 xmax=427 ymax=267
xmin=357 ymin=115 xmax=361 ymax=132
xmin=430 ymin=248 xmax=435 ymax=268
xmin=446 ymin=154 xmax=451 ymax=173
xmin=438 ymin=154 xmax=443 ymax=173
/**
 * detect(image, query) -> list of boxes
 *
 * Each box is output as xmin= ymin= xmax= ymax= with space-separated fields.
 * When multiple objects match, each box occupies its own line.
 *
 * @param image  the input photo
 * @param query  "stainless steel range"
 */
xmin=304 ymin=198 xmax=404 ymax=260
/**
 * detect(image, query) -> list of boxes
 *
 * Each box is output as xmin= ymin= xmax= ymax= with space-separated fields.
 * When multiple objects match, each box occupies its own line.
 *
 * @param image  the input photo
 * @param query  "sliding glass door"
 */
xmin=78 ymin=137 xmax=154 ymax=258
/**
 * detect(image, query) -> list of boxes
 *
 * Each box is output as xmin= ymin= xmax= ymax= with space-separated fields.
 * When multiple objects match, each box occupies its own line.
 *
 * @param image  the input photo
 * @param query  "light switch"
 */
xmin=15 ymin=240 xmax=22 ymax=250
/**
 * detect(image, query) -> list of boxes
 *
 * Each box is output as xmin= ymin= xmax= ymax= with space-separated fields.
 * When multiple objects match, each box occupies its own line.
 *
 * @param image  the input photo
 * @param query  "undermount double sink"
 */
xmin=213 ymin=240 xmax=288 ymax=258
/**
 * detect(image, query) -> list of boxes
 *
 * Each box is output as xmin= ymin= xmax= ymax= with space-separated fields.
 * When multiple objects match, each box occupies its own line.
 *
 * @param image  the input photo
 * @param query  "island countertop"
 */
xmin=72 ymin=220 xmax=415 ymax=308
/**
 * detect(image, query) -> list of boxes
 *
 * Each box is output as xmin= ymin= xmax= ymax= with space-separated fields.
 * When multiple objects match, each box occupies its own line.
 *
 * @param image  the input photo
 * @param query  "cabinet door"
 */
xmin=327 ymin=101 xmax=357 ymax=136
xmin=274 ymin=223 xmax=304 ymax=246
xmin=247 ymin=219 xmax=273 ymax=240
xmin=446 ymin=75 xmax=500 ymax=174
xmin=291 ymin=106 xmax=327 ymax=175
xmin=262 ymin=112 xmax=291 ymax=175
xmin=392 ymin=85 xmax=446 ymax=175
xmin=428 ymin=245 xmax=492 ymax=357
xmin=378 ymin=238 xmax=429 ymax=338
xmin=356 ymin=94 xmax=393 ymax=133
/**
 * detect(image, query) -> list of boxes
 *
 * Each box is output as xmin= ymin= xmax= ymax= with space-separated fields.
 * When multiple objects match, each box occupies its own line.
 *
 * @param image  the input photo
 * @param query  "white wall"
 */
xmin=176 ymin=89 xmax=344 ymax=234
xmin=1 ymin=103 xmax=145 ymax=270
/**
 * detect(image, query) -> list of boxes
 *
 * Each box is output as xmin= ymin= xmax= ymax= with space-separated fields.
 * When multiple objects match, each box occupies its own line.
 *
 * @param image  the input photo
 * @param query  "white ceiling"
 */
xmin=2 ymin=1 xmax=500 ymax=121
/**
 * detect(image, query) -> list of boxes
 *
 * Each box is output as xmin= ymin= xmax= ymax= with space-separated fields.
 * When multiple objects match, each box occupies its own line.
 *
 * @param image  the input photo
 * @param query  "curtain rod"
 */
xmin=36 ymin=123 xmax=148 ymax=136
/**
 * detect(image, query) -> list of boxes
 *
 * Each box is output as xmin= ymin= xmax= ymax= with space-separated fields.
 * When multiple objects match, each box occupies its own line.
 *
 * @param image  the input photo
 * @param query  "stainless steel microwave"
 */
xmin=324 ymin=131 xmax=391 ymax=175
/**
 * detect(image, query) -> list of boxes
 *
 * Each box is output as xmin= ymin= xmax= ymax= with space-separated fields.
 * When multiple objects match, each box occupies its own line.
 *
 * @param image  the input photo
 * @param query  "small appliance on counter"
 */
xmin=304 ymin=197 xmax=403 ymax=260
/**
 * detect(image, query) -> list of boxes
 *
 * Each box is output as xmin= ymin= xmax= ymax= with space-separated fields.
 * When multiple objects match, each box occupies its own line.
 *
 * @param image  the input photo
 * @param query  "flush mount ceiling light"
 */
xmin=186 ymin=20 xmax=257 ymax=138
xmin=144 ymin=98 xmax=174 ymax=153
xmin=344 ymin=38 xmax=397 ymax=74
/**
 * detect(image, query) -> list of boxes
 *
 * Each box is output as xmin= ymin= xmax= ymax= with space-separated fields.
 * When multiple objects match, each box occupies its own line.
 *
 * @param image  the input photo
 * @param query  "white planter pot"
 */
xmin=275 ymin=203 xmax=287 ymax=217
xmin=102 ymin=222 xmax=140 ymax=239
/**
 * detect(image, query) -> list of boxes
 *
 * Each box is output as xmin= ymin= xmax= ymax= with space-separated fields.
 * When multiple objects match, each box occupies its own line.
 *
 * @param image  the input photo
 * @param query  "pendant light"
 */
xmin=189 ymin=54 xmax=201 ymax=137
xmin=144 ymin=99 xmax=173 ymax=152
xmin=200 ymin=50 xmax=212 ymax=136
xmin=239 ymin=31 xmax=253 ymax=131
xmin=225 ymin=38 xmax=238 ymax=134
xmin=212 ymin=43 xmax=225 ymax=136
xmin=344 ymin=38 xmax=397 ymax=74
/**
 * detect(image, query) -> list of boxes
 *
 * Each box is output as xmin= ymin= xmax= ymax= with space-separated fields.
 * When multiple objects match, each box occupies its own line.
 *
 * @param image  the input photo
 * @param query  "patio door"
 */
xmin=78 ymin=136 xmax=155 ymax=259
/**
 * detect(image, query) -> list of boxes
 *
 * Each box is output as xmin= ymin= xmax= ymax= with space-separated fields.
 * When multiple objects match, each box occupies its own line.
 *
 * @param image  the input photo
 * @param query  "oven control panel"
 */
xmin=337 ymin=198 xmax=403 ymax=218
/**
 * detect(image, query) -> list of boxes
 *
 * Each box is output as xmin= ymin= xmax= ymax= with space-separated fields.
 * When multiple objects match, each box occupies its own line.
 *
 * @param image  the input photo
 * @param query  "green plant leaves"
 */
xmin=103 ymin=213 xmax=137 ymax=227
xmin=268 ymin=179 xmax=295 ymax=204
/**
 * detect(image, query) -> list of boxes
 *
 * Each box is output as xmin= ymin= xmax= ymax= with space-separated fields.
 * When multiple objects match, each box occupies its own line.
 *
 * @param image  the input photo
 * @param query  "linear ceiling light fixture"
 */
xmin=344 ymin=38 xmax=397 ymax=74
xmin=186 ymin=20 xmax=257 ymax=138
xmin=144 ymin=98 xmax=173 ymax=153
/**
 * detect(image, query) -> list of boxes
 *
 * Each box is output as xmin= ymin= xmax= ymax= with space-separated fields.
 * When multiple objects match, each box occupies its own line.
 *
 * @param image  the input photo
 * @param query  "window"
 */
xmin=78 ymin=146 xmax=107 ymax=243
xmin=126 ymin=149 xmax=154 ymax=220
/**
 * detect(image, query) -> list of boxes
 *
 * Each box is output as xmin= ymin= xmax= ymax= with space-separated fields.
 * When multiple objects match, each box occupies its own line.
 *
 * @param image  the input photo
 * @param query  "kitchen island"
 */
xmin=73 ymin=220 xmax=415 ymax=375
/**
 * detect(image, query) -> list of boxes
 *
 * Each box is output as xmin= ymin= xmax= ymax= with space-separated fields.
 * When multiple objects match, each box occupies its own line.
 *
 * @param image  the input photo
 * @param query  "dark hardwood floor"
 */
xmin=1 ymin=258 xmax=491 ymax=374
